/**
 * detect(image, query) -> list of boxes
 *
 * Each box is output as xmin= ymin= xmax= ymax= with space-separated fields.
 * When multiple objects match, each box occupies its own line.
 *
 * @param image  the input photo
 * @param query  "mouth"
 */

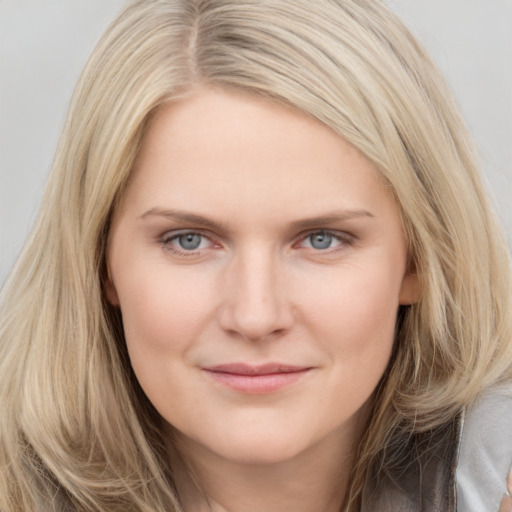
xmin=202 ymin=363 xmax=313 ymax=394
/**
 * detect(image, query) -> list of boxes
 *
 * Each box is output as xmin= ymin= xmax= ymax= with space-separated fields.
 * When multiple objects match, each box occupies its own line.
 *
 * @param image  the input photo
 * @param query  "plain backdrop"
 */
xmin=1 ymin=0 xmax=511 ymax=285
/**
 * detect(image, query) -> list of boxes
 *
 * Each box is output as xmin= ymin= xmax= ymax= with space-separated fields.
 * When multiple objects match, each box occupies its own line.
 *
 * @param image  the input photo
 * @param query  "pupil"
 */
xmin=310 ymin=232 xmax=332 ymax=250
xmin=179 ymin=233 xmax=201 ymax=250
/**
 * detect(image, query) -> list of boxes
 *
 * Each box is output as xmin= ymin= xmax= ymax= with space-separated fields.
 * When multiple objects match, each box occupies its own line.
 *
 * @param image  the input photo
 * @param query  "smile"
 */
xmin=202 ymin=363 xmax=313 ymax=394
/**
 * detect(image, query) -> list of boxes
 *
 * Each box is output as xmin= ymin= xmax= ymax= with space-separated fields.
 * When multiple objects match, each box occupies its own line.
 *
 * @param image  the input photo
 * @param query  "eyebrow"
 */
xmin=289 ymin=209 xmax=374 ymax=231
xmin=140 ymin=208 xmax=225 ymax=231
xmin=139 ymin=207 xmax=374 ymax=231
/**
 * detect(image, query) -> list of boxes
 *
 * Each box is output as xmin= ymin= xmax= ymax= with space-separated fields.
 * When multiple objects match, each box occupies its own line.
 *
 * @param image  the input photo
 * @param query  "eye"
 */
xmin=296 ymin=230 xmax=352 ymax=252
xmin=174 ymin=232 xmax=204 ymax=251
xmin=161 ymin=231 xmax=214 ymax=254
xmin=306 ymin=232 xmax=336 ymax=250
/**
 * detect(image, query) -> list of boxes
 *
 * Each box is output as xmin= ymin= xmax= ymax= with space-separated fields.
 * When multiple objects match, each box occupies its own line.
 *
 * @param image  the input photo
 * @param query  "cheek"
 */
xmin=114 ymin=267 xmax=220 ymax=417
xmin=114 ymin=264 xmax=216 ymax=374
xmin=308 ymin=270 xmax=400 ymax=413
xmin=296 ymin=262 xmax=401 ymax=367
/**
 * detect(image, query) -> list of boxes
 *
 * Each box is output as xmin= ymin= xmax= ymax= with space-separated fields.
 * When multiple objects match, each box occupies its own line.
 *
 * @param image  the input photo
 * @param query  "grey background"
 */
xmin=1 ymin=1 xmax=511 ymax=286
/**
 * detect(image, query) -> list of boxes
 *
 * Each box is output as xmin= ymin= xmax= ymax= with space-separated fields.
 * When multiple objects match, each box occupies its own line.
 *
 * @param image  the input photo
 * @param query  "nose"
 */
xmin=217 ymin=247 xmax=294 ymax=342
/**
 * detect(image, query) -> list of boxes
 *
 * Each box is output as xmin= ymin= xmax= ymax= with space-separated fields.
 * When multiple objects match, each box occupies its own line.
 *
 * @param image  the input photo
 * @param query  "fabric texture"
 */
xmin=361 ymin=384 xmax=512 ymax=512
xmin=457 ymin=385 xmax=512 ymax=512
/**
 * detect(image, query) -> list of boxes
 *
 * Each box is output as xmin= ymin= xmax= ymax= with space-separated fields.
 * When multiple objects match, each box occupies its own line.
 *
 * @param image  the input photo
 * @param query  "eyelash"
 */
xmin=295 ymin=230 xmax=354 ymax=251
xmin=160 ymin=230 xmax=216 ymax=256
xmin=159 ymin=230 xmax=354 ymax=257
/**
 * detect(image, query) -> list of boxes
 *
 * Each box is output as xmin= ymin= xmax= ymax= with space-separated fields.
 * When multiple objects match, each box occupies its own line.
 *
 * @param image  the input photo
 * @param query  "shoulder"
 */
xmin=456 ymin=383 xmax=512 ymax=512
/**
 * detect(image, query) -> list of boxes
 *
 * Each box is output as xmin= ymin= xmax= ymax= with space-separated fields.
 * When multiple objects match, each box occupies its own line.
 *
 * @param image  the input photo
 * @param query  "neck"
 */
xmin=168 ymin=420 xmax=366 ymax=512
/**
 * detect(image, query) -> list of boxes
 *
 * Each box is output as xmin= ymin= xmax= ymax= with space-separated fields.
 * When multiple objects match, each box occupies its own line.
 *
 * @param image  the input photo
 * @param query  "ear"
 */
xmin=104 ymin=270 xmax=120 ymax=307
xmin=399 ymin=272 xmax=421 ymax=305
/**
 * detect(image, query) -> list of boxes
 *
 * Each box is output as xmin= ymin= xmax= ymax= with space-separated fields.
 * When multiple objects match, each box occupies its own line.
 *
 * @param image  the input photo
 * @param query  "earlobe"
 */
xmin=399 ymin=272 xmax=421 ymax=305
xmin=105 ymin=271 xmax=120 ymax=307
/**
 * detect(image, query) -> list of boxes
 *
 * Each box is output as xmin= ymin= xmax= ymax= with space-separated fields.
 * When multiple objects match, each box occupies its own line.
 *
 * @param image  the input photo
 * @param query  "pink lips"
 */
xmin=203 ymin=363 xmax=312 ymax=394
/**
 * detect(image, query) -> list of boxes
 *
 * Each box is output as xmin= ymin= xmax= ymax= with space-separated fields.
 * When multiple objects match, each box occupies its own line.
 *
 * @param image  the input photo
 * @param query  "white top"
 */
xmin=457 ymin=385 xmax=512 ymax=511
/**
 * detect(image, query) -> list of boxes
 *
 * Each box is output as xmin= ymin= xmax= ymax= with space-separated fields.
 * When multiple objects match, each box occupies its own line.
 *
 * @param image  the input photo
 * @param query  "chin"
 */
xmin=202 ymin=424 xmax=319 ymax=466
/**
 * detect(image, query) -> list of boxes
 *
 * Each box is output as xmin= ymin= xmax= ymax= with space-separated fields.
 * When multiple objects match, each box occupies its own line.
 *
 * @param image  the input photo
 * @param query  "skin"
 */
xmin=499 ymin=469 xmax=512 ymax=512
xmin=501 ymin=495 xmax=512 ymax=512
xmin=106 ymin=87 xmax=420 ymax=511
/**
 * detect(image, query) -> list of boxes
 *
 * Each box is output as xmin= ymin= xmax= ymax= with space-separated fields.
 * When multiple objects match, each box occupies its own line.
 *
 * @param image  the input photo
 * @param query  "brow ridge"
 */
xmin=140 ymin=207 xmax=374 ymax=232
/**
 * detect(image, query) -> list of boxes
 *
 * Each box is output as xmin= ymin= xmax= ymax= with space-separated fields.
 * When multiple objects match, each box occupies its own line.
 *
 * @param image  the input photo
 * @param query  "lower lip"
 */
xmin=203 ymin=369 xmax=311 ymax=394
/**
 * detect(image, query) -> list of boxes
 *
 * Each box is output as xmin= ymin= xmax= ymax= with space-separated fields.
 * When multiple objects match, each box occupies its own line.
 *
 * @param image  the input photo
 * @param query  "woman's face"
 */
xmin=107 ymin=88 xmax=419 ymax=466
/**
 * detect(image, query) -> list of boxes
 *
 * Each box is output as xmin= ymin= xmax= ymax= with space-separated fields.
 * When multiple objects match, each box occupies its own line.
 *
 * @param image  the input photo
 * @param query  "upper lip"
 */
xmin=203 ymin=363 xmax=311 ymax=376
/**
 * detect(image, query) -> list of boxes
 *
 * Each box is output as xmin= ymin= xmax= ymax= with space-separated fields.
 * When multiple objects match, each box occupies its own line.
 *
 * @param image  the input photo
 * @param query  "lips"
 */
xmin=202 ymin=363 xmax=312 ymax=393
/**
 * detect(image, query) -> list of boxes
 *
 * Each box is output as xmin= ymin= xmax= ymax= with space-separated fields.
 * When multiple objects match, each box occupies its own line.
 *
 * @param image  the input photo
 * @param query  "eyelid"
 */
xmin=160 ymin=227 xmax=217 ymax=241
xmin=159 ymin=229 xmax=221 ymax=255
xmin=157 ymin=228 xmax=355 ymax=256
xmin=293 ymin=229 xmax=355 ymax=250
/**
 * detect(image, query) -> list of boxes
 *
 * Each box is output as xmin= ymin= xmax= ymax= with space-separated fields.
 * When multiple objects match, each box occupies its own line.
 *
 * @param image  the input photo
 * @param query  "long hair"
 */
xmin=1 ymin=1 xmax=511 ymax=510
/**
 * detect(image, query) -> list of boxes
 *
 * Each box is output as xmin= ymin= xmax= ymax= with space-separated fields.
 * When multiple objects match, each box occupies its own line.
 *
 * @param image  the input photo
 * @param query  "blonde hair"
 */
xmin=1 ymin=0 xmax=511 ymax=510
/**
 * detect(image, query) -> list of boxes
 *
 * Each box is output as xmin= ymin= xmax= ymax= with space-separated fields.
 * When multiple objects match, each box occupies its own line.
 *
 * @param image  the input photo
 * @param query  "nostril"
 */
xmin=239 ymin=327 xmax=288 ymax=343
xmin=217 ymin=295 xmax=294 ymax=342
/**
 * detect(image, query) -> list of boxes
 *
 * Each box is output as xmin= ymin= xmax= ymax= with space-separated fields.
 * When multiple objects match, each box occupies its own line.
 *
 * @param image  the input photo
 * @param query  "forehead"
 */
xmin=117 ymin=87 xmax=398 ymax=229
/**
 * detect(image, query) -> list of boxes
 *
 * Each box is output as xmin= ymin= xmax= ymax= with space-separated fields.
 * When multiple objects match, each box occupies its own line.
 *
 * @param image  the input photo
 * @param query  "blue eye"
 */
xmin=176 ymin=233 xmax=203 ymax=250
xmin=306 ymin=231 xmax=337 ymax=250
xmin=162 ymin=231 xmax=211 ymax=253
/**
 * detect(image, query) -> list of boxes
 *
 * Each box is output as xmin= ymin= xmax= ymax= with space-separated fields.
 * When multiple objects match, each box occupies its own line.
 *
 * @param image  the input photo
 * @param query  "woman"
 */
xmin=0 ymin=0 xmax=511 ymax=511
